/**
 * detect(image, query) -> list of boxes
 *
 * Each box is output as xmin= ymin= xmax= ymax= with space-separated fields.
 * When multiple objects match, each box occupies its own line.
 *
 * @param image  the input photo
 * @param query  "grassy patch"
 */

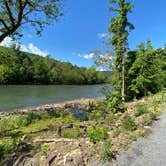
xmin=121 ymin=116 xmax=137 ymax=131
xmin=87 ymin=124 xmax=108 ymax=143
xmin=112 ymin=128 xmax=121 ymax=138
xmin=61 ymin=125 xmax=84 ymax=139
xmin=135 ymin=104 xmax=149 ymax=117
xmin=99 ymin=139 xmax=112 ymax=162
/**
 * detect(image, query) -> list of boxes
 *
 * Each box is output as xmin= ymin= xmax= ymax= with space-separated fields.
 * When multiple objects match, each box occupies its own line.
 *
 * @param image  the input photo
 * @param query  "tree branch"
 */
xmin=0 ymin=19 xmax=10 ymax=31
xmin=4 ymin=1 xmax=16 ymax=27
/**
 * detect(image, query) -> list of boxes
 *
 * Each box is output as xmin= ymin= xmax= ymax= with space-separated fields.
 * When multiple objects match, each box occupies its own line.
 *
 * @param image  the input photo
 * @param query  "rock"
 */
xmin=144 ymin=126 xmax=152 ymax=135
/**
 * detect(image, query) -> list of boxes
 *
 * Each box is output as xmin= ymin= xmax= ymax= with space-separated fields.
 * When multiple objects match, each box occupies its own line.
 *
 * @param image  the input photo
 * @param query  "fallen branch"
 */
xmin=33 ymin=138 xmax=76 ymax=143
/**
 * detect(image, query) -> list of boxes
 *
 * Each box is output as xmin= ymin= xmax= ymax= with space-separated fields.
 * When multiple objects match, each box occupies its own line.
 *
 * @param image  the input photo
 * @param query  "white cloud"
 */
xmin=0 ymin=37 xmax=14 ymax=47
xmin=20 ymin=44 xmax=29 ymax=52
xmin=97 ymin=67 xmax=107 ymax=71
xmin=0 ymin=37 xmax=49 ymax=57
xmin=28 ymin=43 xmax=49 ymax=57
xmin=98 ymin=33 xmax=108 ymax=39
xmin=77 ymin=52 xmax=95 ymax=60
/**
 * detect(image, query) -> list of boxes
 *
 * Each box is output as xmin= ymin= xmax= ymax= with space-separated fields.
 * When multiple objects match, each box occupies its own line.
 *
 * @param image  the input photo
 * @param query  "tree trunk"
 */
xmin=122 ymin=54 xmax=125 ymax=102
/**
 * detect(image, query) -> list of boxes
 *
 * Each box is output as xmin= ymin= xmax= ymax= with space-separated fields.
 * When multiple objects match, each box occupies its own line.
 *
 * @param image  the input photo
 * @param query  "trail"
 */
xmin=110 ymin=110 xmax=166 ymax=166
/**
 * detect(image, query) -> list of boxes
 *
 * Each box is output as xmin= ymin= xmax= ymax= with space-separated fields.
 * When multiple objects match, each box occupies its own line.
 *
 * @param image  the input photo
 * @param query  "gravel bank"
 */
xmin=110 ymin=109 xmax=166 ymax=166
xmin=0 ymin=98 xmax=97 ymax=118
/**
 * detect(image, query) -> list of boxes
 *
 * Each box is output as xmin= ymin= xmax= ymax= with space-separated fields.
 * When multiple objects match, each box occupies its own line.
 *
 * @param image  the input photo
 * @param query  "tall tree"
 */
xmin=126 ymin=39 xmax=163 ymax=99
xmin=0 ymin=0 xmax=63 ymax=42
xmin=108 ymin=0 xmax=134 ymax=101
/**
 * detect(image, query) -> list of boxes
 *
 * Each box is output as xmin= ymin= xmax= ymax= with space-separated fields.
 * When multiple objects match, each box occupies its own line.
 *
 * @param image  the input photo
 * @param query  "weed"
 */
xmin=127 ymin=134 xmax=137 ymax=141
xmin=112 ymin=128 xmax=121 ymax=138
xmin=105 ymin=112 xmax=116 ymax=124
xmin=100 ymin=139 xmax=112 ymax=162
xmin=106 ymin=91 xmax=126 ymax=113
xmin=39 ymin=143 xmax=49 ymax=156
xmin=121 ymin=116 xmax=137 ymax=131
xmin=87 ymin=124 xmax=108 ymax=143
xmin=135 ymin=104 xmax=148 ymax=117
xmin=137 ymin=130 xmax=146 ymax=137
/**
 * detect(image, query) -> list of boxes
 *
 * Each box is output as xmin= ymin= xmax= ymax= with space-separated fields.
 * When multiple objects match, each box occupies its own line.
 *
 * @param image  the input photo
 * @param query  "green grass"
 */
xmin=99 ymin=139 xmax=112 ymax=162
xmin=135 ymin=104 xmax=149 ymax=117
xmin=0 ymin=111 xmax=77 ymax=157
xmin=121 ymin=116 xmax=137 ymax=131
xmin=87 ymin=124 xmax=108 ymax=143
xmin=112 ymin=128 xmax=121 ymax=138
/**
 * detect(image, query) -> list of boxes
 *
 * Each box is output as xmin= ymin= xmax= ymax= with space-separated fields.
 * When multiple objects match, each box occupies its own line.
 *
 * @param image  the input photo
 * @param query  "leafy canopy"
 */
xmin=0 ymin=0 xmax=64 ymax=42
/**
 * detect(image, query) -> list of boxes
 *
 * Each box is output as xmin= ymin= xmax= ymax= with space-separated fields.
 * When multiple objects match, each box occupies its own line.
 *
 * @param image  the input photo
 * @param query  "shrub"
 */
xmin=141 ymin=114 xmax=153 ymax=126
xmin=121 ymin=116 xmax=137 ymax=131
xmin=106 ymin=91 xmax=126 ymax=113
xmin=99 ymin=139 xmax=112 ymax=162
xmin=81 ymin=112 xmax=89 ymax=121
xmin=90 ymin=110 xmax=103 ymax=120
xmin=87 ymin=124 xmax=108 ymax=143
xmin=149 ymin=112 xmax=158 ymax=120
xmin=47 ymin=110 xmax=61 ymax=118
xmin=26 ymin=112 xmax=42 ymax=124
xmin=135 ymin=104 xmax=148 ymax=117
xmin=0 ymin=137 xmax=15 ymax=155
xmin=15 ymin=116 xmax=30 ymax=127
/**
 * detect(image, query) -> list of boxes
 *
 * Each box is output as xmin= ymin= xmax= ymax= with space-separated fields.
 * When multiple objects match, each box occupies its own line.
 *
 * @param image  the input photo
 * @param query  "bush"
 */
xmin=0 ymin=118 xmax=16 ymax=134
xmin=121 ymin=116 xmax=137 ymax=131
xmin=99 ymin=139 xmax=112 ymax=162
xmin=90 ymin=110 xmax=103 ymax=120
xmin=106 ymin=91 xmax=126 ymax=113
xmin=135 ymin=104 xmax=148 ymax=117
xmin=15 ymin=116 xmax=30 ymax=127
xmin=149 ymin=112 xmax=158 ymax=120
xmin=0 ymin=137 xmax=15 ymax=155
xmin=47 ymin=110 xmax=61 ymax=118
xmin=87 ymin=124 xmax=108 ymax=143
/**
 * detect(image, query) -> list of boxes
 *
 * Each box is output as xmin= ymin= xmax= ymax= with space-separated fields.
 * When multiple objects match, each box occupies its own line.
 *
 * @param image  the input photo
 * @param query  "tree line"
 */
xmin=125 ymin=39 xmax=166 ymax=100
xmin=0 ymin=46 xmax=108 ymax=85
xmin=108 ymin=0 xmax=166 ymax=101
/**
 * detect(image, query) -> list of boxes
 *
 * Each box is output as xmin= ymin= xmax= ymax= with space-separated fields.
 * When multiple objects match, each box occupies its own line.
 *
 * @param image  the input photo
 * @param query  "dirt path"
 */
xmin=110 ymin=110 xmax=166 ymax=166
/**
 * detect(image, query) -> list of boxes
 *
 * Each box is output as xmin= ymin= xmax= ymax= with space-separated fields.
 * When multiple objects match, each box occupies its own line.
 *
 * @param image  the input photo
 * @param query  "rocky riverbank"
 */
xmin=0 ymin=98 xmax=97 ymax=118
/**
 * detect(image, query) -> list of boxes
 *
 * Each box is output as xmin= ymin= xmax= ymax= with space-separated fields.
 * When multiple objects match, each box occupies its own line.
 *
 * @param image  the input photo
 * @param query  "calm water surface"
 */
xmin=0 ymin=85 xmax=105 ymax=111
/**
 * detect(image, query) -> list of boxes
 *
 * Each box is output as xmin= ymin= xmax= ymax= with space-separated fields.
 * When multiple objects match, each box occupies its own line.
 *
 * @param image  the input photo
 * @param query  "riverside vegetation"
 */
xmin=0 ymin=92 xmax=165 ymax=165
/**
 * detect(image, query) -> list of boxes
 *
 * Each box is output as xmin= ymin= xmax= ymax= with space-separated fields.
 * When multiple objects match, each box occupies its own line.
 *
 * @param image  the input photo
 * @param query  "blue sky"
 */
xmin=1 ymin=0 xmax=166 ymax=67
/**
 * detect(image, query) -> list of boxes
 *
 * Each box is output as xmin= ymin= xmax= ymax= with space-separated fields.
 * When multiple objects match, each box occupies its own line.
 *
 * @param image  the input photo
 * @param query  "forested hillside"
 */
xmin=0 ymin=46 xmax=108 ymax=85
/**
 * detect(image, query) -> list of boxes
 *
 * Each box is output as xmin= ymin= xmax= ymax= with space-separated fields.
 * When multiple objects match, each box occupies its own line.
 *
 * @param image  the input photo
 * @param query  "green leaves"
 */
xmin=125 ymin=39 xmax=164 ymax=99
xmin=0 ymin=0 xmax=64 ymax=42
xmin=108 ymin=0 xmax=134 ymax=100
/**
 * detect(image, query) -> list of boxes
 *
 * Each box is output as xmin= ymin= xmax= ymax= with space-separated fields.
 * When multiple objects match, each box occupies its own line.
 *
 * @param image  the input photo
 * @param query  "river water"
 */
xmin=0 ymin=84 xmax=106 ymax=111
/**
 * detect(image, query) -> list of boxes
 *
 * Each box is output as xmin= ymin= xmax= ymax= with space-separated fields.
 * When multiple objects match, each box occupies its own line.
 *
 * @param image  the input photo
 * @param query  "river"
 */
xmin=0 ymin=84 xmax=107 ymax=111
